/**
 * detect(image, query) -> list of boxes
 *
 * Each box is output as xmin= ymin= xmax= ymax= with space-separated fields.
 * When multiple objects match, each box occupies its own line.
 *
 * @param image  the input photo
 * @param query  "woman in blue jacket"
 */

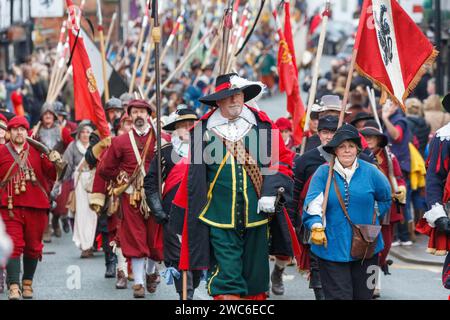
xmin=303 ymin=124 xmax=392 ymax=300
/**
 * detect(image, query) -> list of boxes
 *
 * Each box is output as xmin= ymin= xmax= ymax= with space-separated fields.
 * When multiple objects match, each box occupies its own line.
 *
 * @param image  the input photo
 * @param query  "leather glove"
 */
xmin=92 ymin=137 xmax=112 ymax=159
xmin=147 ymin=192 xmax=169 ymax=224
xmin=435 ymin=216 xmax=450 ymax=235
xmin=90 ymin=204 xmax=102 ymax=215
xmin=257 ymin=196 xmax=277 ymax=214
xmin=48 ymin=150 xmax=62 ymax=163
xmin=311 ymin=224 xmax=327 ymax=247
xmin=393 ymin=185 xmax=406 ymax=204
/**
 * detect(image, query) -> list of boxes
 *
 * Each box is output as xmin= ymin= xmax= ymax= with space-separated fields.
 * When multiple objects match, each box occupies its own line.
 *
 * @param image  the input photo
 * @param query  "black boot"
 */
xmin=52 ymin=215 xmax=62 ymax=238
xmin=104 ymin=252 xmax=117 ymax=278
xmin=270 ymin=264 xmax=285 ymax=295
xmin=313 ymin=288 xmax=325 ymax=300
xmin=61 ymin=217 xmax=71 ymax=233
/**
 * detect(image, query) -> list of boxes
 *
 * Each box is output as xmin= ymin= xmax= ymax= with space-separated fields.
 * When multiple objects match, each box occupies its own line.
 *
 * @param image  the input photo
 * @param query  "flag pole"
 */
xmin=97 ymin=0 xmax=110 ymax=101
xmin=299 ymin=0 xmax=330 ymax=155
xmin=320 ymin=0 xmax=369 ymax=227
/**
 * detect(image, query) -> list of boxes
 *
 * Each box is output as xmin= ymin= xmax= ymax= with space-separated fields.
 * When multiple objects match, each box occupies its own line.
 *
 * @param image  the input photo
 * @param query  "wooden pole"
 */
xmin=48 ymin=66 xmax=73 ymax=103
xmin=105 ymin=11 xmax=117 ymax=52
xmin=129 ymin=10 xmax=149 ymax=94
xmin=299 ymin=0 xmax=330 ymax=155
xmin=219 ymin=1 xmax=234 ymax=74
xmin=320 ymin=48 xmax=358 ymax=226
xmin=97 ymin=0 xmax=110 ymax=101
xmin=139 ymin=18 xmax=154 ymax=90
xmin=182 ymin=270 xmax=187 ymax=300
xmin=147 ymin=30 xmax=211 ymax=102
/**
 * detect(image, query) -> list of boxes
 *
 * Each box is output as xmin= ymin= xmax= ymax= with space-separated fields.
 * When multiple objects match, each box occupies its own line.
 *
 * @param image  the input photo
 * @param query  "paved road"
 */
xmin=1 ymin=231 xmax=447 ymax=300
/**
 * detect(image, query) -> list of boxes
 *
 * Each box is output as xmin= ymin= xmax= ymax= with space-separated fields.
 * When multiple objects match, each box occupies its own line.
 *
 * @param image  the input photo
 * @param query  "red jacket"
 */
xmin=98 ymin=129 xmax=156 ymax=181
xmin=0 ymin=142 xmax=56 ymax=209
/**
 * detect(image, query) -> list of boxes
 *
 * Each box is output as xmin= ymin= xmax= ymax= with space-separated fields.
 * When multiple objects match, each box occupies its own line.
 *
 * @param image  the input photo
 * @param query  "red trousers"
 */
xmin=0 ymin=207 xmax=48 ymax=260
xmin=119 ymin=195 xmax=163 ymax=260
xmin=379 ymin=224 xmax=393 ymax=267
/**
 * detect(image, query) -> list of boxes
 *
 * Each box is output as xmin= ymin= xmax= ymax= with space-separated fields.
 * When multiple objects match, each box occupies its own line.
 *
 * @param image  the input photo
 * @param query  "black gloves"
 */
xmin=147 ymin=192 xmax=169 ymax=225
xmin=435 ymin=216 xmax=450 ymax=235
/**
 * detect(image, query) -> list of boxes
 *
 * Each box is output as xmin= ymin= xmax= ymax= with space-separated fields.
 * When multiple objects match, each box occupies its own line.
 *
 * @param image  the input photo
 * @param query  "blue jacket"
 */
xmin=303 ymin=159 xmax=392 ymax=262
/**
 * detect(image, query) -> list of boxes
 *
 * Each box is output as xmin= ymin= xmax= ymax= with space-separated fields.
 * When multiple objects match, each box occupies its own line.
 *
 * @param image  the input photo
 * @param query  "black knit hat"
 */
xmin=318 ymin=115 xmax=339 ymax=132
xmin=163 ymin=105 xmax=199 ymax=131
xmin=198 ymin=73 xmax=262 ymax=107
xmin=323 ymin=123 xmax=362 ymax=154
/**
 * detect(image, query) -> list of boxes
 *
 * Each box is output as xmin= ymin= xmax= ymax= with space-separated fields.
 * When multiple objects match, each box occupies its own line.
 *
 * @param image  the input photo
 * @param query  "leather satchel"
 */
xmin=333 ymin=178 xmax=381 ymax=261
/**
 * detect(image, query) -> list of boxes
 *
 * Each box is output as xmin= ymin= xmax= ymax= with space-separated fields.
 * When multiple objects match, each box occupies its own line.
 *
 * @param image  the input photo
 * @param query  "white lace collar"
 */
xmin=206 ymin=105 xmax=257 ymax=130
xmin=133 ymin=124 xmax=151 ymax=136
xmin=333 ymin=158 xmax=359 ymax=184
xmin=436 ymin=122 xmax=450 ymax=141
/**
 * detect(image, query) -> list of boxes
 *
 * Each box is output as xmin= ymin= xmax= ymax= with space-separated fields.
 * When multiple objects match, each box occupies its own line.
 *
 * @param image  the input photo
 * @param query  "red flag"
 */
xmin=273 ymin=2 xmax=305 ymax=145
xmin=66 ymin=0 xmax=110 ymax=138
xmin=355 ymin=0 xmax=438 ymax=110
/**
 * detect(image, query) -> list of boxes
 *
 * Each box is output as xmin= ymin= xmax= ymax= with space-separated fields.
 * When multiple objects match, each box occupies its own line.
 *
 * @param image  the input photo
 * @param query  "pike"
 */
xmin=47 ymin=21 xmax=67 ymax=102
xmin=144 ymin=12 xmax=184 ymax=93
xmin=139 ymin=6 xmax=154 ymax=91
xmin=321 ymin=1 xmax=365 ymax=229
xmin=299 ymin=0 xmax=331 ymax=155
xmin=97 ymin=0 xmax=110 ymax=100
xmin=219 ymin=0 xmax=234 ymax=74
xmin=147 ymin=30 xmax=212 ymax=102
xmin=129 ymin=1 xmax=150 ymax=94
xmin=105 ymin=11 xmax=117 ymax=53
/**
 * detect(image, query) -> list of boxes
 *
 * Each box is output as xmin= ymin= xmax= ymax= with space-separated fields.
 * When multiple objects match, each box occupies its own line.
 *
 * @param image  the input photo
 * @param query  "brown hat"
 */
xmin=126 ymin=99 xmax=154 ymax=115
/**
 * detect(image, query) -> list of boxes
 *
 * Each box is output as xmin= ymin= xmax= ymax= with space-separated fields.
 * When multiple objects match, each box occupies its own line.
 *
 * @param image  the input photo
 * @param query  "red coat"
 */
xmin=0 ymin=142 xmax=56 ymax=209
xmin=375 ymin=150 xmax=406 ymax=223
xmin=98 ymin=129 xmax=155 ymax=180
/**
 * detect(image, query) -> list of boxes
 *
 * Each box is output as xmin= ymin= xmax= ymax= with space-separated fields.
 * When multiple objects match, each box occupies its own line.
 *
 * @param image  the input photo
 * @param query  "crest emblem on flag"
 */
xmin=355 ymin=0 xmax=438 ymax=110
xmin=374 ymin=5 xmax=393 ymax=66
xmin=86 ymin=68 xmax=97 ymax=93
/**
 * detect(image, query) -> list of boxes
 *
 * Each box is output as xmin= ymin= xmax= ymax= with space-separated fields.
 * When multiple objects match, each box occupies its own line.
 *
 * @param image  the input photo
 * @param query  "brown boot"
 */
xmin=132 ymin=284 xmax=145 ymax=298
xmin=8 ymin=284 xmax=22 ymax=300
xmin=22 ymin=280 xmax=33 ymax=299
xmin=43 ymin=224 xmax=52 ymax=243
xmin=127 ymin=272 xmax=134 ymax=281
xmin=115 ymin=270 xmax=128 ymax=289
xmin=146 ymin=271 xmax=160 ymax=293
xmin=80 ymin=249 xmax=93 ymax=258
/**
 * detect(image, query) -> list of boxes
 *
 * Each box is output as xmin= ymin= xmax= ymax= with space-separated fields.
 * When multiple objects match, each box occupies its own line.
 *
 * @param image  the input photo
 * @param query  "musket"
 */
xmin=299 ymin=0 xmax=331 ymax=155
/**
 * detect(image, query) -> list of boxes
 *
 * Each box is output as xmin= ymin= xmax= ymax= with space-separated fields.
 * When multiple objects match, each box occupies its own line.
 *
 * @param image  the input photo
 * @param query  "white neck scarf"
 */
xmin=333 ymin=157 xmax=359 ymax=184
xmin=76 ymin=140 xmax=88 ymax=155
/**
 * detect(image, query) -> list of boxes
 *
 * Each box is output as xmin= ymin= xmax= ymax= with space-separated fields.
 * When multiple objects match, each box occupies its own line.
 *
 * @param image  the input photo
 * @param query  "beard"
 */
xmin=134 ymin=117 xmax=146 ymax=128
xmin=12 ymin=136 xmax=25 ymax=146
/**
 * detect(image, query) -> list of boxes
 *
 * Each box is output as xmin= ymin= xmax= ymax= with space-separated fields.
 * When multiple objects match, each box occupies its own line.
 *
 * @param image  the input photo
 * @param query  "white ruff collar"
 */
xmin=436 ymin=122 xmax=450 ymax=141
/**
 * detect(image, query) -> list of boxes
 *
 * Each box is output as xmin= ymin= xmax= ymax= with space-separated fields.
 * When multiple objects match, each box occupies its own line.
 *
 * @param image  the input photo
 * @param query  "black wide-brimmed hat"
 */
xmin=323 ymin=123 xmax=362 ymax=154
xmin=359 ymin=120 xmax=388 ymax=148
xmin=198 ymin=73 xmax=263 ymax=107
xmin=350 ymin=112 xmax=374 ymax=126
xmin=318 ymin=115 xmax=339 ymax=132
xmin=163 ymin=105 xmax=199 ymax=131
xmin=443 ymin=93 xmax=450 ymax=113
